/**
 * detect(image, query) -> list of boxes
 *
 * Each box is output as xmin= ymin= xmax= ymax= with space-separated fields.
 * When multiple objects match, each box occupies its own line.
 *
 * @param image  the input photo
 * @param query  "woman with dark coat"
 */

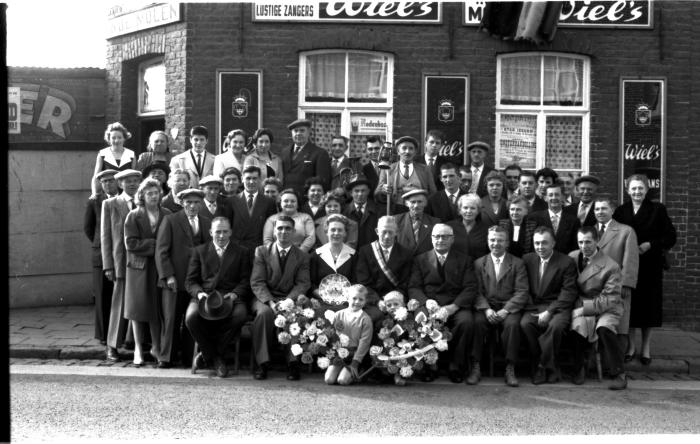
xmin=613 ymin=173 xmax=676 ymax=365
xmin=448 ymin=193 xmax=491 ymax=261
xmin=124 ymin=178 xmax=172 ymax=366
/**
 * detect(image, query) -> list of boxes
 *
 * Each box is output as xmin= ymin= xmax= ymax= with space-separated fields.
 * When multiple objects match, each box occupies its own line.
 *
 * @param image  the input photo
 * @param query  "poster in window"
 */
xmin=217 ymin=71 xmax=262 ymax=154
xmin=422 ymin=75 xmax=468 ymax=165
xmin=497 ymin=114 xmax=537 ymax=169
xmin=8 ymin=87 xmax=21 ymax=135
xmin=620 ymin=79 xmax=665 ymax=203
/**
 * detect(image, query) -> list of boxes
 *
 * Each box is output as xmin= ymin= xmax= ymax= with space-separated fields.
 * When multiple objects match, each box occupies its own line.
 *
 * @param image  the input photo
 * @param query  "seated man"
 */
xmin=355 ymin=215 xmax=413 ymax=326
xmin=184 ymin=217 xmax=251 ymax=378
xmin=250 ymin=215 xmax=311 ymax=381
xmin=520 ymin=226 xmax=578 ymax=385
xmin=472 ymin=226 xmax=530 ymax=387
xmin=569 ymin=226 xmax=628 ymax=390
xmin=408 ymin=223 xmax=478 ymax=384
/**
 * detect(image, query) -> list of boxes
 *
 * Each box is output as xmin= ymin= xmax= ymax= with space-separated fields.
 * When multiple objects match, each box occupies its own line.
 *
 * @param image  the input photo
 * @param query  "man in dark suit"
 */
xmin=503 ymin=164 xmax=522 ymax=201
xmin=355 ymin=215 xmax=413 ymax=324
xmin=375 ymin=136 xmax=437 ymax=206
xmin=198 ymin=175 xmax=226 ymax=220
xmin=466 ymin=141 xmax=495 ymax=198
xmin=220 ymin=165 xmax=277 ymax=251
xmin=394 ymin=189 xmax=440 ymax=257
xmin=101 ymin=169 xmax=142 ymax=361
xmin=408 ymin=223 xmax=478 ymax=384
xmin=565 ymin=175 xmax=599 ymax=227
xmin=299 ymin=176 xmax=326 ymax=220
xmin=281 ymin=119 xmax=331 ymax=195
xmin=472 ymin=226 xmax=530 ymax=387
xmin=250 ymin=215 xmax=311 ymax=381
xmin=530 ymin=183 xmax=581 ymax=253
xmin=184 ymin=217 xmax=251 ymax=378
xmin=84 ymin=169 xmax=119 ymax=344
xmin=425 ymin=162 xmax=463 ymax=223
xmin=361 ymin=136 xmax=382 ymax=195
xmin=520 ymin=226 xmax=578 ymax=384
xmin=343 ymin=174 xmax=386 ymax=248
xmin=415 ymin=130 xmax=450 ymax=191
xmin=155 ymin=188 xmax=212 ymax=368
xmin=518 ymin=170 xmax=548 ymax=213
xmin=328 ymin=135 xmax=355 ymax=191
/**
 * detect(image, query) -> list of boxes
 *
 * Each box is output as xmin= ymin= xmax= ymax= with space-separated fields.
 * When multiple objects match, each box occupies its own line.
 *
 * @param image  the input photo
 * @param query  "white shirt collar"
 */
xmin=315 ymin=243 xmax=355 ymax=271
xmin=548 ymin=208 xmax=562 ymax=217
xmin=491 ymin=253 xmax=505 ymax=264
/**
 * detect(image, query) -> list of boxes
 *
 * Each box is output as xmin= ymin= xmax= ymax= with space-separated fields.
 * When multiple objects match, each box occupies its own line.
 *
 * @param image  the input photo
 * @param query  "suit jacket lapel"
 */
xmin=497 ymin=255 xmax=512 ymax=282
xmin=205 ymin=243 xmax=220 ymax=283
xmin=597 ymin=220 xmax=616 ymax=249
xmin=175 ymin=212 xmax=194 ymax=242
xmin=539 ymin=254 xmax=557 ymax=295
xmin=579 ymin=254 xmax=603 ymax=284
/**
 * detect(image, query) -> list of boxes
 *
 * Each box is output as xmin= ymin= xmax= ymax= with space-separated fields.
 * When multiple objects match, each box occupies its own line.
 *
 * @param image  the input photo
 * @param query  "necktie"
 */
xmin=382 ymin=248 xmax=390 ymax=259
xmin=470 ymin=167 xmax=480 ymax=193
xmin=450 ymin=194 xmax=456 ymax=205
xmin=332 ymin=158 xmax=338 ymax=170
xmin=428 ymin=157 xmax=434 ymax=168
xmin=247 ymin=193 xmax=254 ymax=211
xmin=599 ymin=223 xmax=606 ymax=239
xmin=494 ymin=256 xmax=501 ymax=278
xmin=196 ymin=153 xmax=202 ymax=175
xmin=216 ymin=246 xmax=224 ymax=258
xmin=189 ymin=216 xmax=199 ymax=235
xmin=209 ymin=202 xmax=216 ymax=214
xmin=438 ymin=254 xmax=446 ymax=266
xmin=279 ymin=248 xmax=288 ymax=269
xmin=539 ymin=260 xmax=547 ymax=279
xmin=583 ymin=256 xmax=590 ymax=271
xmin=551 ymin=213 xmax=560 ymax=233
xmin=578 ymin=203 xmax=588 ymax=224
xmin=128 ymin=199 xmax=135 ymax=210
xmin=412 ymin=218 xmax=421 ymax=242
xmin=403 ymin=163 xmax=410 ymax=179
xmin=356 ymin=204 xmax=363 ymax=218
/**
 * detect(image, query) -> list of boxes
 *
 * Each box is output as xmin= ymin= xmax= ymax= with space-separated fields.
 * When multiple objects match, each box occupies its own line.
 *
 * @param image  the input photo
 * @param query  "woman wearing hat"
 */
xmin=124 ymin=178 xmax=172 ymax=366
xmin=448 ymin=193 xmax=490 ymax=260
xmin=142 ymin=162 xmax=171 ymax=196
xmin=309 ymin=214 xmax=357 ymax=313
xmin=214 ymin=129 xmax=248 ymax=178
xmin=243 ymin=128 xmax=284 ymax=188
xmin=314 ymin=192 xmax=358 ymax=249
xmin=262 ymin=189 xmax=316 ymax=253
xmin=91 ymin=122 xmax=136 ymax=197
xmin=613 ymin=174 xmax=677 ymax=365
xmin=136 ymin=130 xmax=172 ymax=173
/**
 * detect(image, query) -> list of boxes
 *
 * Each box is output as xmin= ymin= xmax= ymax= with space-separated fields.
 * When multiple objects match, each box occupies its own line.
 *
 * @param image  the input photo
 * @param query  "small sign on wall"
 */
xmin=216 ymin=71 xmax=262 ymax=154
xmin=422 ymin=75 xmax=469 ymax=165
xmin=620 ymin=78 xmax=665 ymax=203
xmin=8 ymin=87 xmax=21 ymax=135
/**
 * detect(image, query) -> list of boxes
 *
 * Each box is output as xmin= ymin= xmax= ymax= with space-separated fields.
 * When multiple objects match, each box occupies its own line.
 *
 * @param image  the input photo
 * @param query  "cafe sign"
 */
xmin=254 ymin=1 xmax=442 ymax=23
xmin=464 ymin=0 xmax=653 ymax=28
xmin=108 ymin=2 xmax=181 ymax=38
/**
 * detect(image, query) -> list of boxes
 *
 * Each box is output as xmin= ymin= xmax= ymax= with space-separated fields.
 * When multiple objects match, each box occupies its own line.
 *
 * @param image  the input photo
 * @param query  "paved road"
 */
xmin=10 ymin=361 xmax=700 ymax=440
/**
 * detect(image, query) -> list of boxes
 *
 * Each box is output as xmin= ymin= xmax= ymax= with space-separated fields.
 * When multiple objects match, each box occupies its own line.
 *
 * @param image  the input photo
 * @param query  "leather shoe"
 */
xmin=287 ymin=363 xmax=300 ymax=381
xmin=123 ymin=341 xmax=135 ymax=351
xmin=532 ymin=365 xmax=546 ymax=385
xmin=214 ymin=356 xmax=228 ymax=378
xmin=448 ymin=369 xmax=464 ymax=384
xmin=157 ymin=361 xmax=172 ymax=369
xmin=624 ymin=354 xmax=635 ymax=363
xmin=106 ymin=347 xmax=121 ymax=362
xmin=254 ymin=363 xmax=269 ymax=380
xmin=547 ymin=367 xmax=561 ymax=384
xmin=466 ymin=362 xmax=481 ymax=385
xmin=609 ymin=373 xmax=628 ymax=390
xmin=572 ymin=366 xmax=586 ymax=385
xmin=193 ymin=352 xmax=207 ymax=371
xmin=504 ymin=364 xmax=519 ymax=387
xmin=640 ymin=356 xmax=652 ymax=365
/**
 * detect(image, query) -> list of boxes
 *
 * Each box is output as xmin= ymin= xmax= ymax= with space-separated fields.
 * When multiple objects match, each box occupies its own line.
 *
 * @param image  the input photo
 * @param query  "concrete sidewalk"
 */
xmin=9 ymin=305 xmax=700 ymax=375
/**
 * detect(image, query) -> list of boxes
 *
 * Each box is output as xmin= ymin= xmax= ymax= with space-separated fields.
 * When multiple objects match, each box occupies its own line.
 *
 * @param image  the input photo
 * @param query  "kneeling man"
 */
xmin=569 ymin=226 xmax=628 ymax=390
xmin=185 ymin=217 xmax=251 ymax=378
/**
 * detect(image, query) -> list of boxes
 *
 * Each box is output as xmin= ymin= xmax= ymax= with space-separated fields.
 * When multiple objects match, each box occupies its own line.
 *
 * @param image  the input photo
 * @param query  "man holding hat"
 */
xmin=198 ymin=175 xmax=225 ymax=220
xmin=281 ymin=118 xmax=331 ymax=195
xmin=565 ymin=175 xmax=600 ymax=227
xmin=375 ymin=136 xmax=436 ymax=206
xmin=467 ymin=141 xmax=495 ymax=197
xmin=185 ymin=217 xmax=251 ymax=378
xmin=394 ymin=188 xmax=440 ymax=257
xmin=101 ymin=168 xmax=142 ymax=361
xmin=155 ymin=188 xmax=212 ymax=368
xmin=170 ymin=125 xmax=215 ymax=180
xmin=84 ymin=169 xmax=119 ymax=344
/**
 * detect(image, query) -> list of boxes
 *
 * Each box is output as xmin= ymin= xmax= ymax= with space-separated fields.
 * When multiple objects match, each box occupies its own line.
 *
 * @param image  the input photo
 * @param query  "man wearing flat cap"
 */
xmin=101 ymin=169 xmax=142 ymax=362
xmin=281 ymin=119 xmax=331 ymax=195
xmin=185 ymin=217 xmax=251 ymax=378
xmin=394 ymin=189 xmax=441 ymax=257
xmin=170 ymin=125 xmax=215 ymax=180
xmin=155 ymin=188 xmax=212 ymax=368
xmin=198 ymin=175 xmax=226 ymax=220
xmin=84 ymin=169 xmax=119 ymax=344
xmin=564 ymin=175 xmax=600 ymax=227
xmin=375 ymin=136 xmax=437 ymax=206
xmin=467 ymin=141 xmax=496 ymax=198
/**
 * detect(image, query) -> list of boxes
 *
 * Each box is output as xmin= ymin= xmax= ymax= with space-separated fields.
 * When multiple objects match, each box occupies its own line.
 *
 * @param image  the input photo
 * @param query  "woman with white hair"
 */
xmin=447 ymin=193 xmax=490 ymax=260
xmin=162 ymin=168 xmax=197 ymax=213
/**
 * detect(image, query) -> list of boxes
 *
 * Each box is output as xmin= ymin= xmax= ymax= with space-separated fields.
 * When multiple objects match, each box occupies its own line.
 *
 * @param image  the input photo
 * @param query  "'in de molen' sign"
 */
xmin=463 ymin=0 xmax=652 ymax=28
xmin=254 ymin=1 xmax=441 ymax=23
xmin=620 ymin=79 xmax=665 ymax=203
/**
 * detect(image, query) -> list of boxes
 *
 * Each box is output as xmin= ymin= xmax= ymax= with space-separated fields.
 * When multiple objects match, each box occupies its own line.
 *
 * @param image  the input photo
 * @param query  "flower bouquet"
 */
xmin=368 ymin=298 xmax=452 ymax=383
xmin=311 ymin=309 xmax=355 ymax=372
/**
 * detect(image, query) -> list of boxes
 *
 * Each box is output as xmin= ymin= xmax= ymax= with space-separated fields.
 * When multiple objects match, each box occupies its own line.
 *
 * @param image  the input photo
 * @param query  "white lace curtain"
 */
xmin=305 ymin=53 xmax=388 ymax=101
xmin=501 ymin=55 xmax=582 ymax=106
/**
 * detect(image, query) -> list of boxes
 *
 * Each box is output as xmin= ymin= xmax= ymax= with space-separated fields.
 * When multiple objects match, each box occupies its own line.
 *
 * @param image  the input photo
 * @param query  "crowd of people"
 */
xmin=84 ymin=118 xmax=677 ymax=390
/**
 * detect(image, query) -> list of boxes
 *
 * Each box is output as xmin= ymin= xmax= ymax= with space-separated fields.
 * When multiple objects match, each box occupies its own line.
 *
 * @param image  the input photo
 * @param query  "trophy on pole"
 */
xmin=378 ymin=141 xmax=394 ymax=215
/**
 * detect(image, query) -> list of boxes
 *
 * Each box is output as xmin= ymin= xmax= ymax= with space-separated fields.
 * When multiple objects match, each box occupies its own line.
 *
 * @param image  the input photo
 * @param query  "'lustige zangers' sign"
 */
xmin=253 ymin=1 xmax=441 ymax=23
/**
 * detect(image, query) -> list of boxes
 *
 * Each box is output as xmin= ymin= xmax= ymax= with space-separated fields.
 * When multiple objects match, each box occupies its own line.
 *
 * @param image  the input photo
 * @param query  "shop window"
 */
xmin=299 ymin=50 xmax=393 ymax=159
xmin=495 ymin=53 xmax=589 ymax=176
xmin=138 ymin=57 xmax=165 ymax=116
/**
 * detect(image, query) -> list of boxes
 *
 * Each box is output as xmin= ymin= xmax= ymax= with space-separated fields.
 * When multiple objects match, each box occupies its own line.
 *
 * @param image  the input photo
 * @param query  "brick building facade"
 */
xmin=101 ymin=1 xmax=699 ymax=330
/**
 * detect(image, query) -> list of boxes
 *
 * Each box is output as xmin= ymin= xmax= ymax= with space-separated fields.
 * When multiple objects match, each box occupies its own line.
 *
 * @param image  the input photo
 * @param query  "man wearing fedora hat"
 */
xmin=169 ymin=125 xmax=215 ymax=180
xmin=281 ymin=118 xmax=331 ymax=196
xmin=394 ymin=189 xmax=441 ymax=257
xmin=185 ymin=217 xmax=251 ymax=378
xmin=467 ymin=141 xmax=496 ymax=198
xmin=156 ymin=188 xmax=212 ymax=368
xmin=198 ymin=175 xmax=226 ymax=220
xmin=84 ymin=169 xmax=120 ymax=344
xmin=375 ymin=136 xmax=436 ymax=206
xmin=101 ymin=169 xmax=142 ymax=362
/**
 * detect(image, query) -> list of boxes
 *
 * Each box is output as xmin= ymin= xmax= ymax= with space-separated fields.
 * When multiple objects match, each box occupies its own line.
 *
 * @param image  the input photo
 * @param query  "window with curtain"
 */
xmin=139 ymin=57 xmax=165 ymax=115
xmin=496 ymin=52 xmax=589 ymax=176
xmin=300 ymin=50 xmax=393 ymax=156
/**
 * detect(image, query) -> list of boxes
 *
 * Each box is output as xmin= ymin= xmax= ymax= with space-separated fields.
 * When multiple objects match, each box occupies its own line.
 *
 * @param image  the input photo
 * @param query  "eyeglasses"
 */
xmin=431 ymin=234 xmax=453 ymax=239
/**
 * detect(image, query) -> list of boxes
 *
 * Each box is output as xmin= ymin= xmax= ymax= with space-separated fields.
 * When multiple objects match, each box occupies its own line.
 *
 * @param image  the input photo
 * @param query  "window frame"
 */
xmin=137 ymin=56 xmax=165 ymax=117
xmin=495 ymin=52 xmax=590 ymax=173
